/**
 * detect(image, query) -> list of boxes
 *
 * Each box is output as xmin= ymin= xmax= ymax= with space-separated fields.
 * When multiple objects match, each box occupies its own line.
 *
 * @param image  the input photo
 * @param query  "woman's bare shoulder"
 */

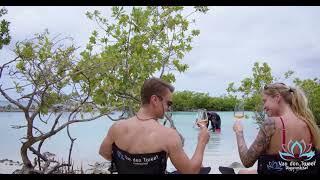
xmin=265 ymin=116 xmax=283 ymax=128
xmin=261 ymin=117 xmax=277 ymax=136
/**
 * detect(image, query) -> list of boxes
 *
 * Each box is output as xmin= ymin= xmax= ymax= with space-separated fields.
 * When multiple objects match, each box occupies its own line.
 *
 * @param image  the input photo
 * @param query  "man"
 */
xmin=99 ymin=77 xmax=210 ymax=174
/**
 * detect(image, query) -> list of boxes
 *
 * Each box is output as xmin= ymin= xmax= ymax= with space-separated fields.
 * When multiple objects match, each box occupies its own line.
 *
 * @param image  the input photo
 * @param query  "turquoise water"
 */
xmin=0 ymin=111 xmax=259 ymax=173
xmin=163 ymin=112 xmax=259 ymax=173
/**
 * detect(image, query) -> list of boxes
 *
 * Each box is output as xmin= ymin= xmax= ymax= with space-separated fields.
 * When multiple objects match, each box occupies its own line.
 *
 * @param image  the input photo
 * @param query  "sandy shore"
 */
xmin=1 ymin=155 xmax=257 ymax=174
xmin=0 ymin=162 xmax=257 ymax=174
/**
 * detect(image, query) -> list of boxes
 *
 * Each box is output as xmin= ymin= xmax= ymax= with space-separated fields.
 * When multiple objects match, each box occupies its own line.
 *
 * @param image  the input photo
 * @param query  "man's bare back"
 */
xmin=111 ymin=117 xmax=180 ymax=154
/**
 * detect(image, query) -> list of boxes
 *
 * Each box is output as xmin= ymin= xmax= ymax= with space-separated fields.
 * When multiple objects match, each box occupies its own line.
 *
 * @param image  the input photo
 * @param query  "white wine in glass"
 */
xmin=196 ymin=109 xmax=208 ymax=128
xmin=234 ymin=102 xmax=245 ymax=120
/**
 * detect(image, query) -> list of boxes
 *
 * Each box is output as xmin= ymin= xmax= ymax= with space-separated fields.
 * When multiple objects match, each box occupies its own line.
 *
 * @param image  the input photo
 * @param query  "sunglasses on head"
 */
xmin=263 ymin=82 xmax=286 ymax=90
xmin=264 ymin=82 xmax=294 ymax=92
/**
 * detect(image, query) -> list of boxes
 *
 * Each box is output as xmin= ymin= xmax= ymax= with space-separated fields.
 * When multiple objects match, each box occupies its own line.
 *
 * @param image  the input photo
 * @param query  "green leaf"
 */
xmin=191 ymin=29 xmax=200 ymax=36
xmin=80 ymin=6 xmax=208 ymax=118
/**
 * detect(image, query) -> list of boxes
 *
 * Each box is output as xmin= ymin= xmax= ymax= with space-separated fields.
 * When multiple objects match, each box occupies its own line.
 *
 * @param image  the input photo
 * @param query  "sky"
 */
xmin=1 ymin=6 xmax=320 ymax=100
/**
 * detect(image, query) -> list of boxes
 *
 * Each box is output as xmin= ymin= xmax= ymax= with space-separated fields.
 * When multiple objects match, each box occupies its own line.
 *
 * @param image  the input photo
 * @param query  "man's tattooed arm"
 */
xmin=235 ymin=118 xmax=276 ymax=168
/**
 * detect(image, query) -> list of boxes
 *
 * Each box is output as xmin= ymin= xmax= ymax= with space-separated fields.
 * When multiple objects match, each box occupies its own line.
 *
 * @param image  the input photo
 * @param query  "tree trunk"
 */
xmin=20 ymin=141 xmax=34 ymax=173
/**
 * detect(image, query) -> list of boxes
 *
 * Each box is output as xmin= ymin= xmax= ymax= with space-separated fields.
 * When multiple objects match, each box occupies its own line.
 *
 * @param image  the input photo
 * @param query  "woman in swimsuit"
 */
xmin=232 ymin=83 xmax=320 ymax=174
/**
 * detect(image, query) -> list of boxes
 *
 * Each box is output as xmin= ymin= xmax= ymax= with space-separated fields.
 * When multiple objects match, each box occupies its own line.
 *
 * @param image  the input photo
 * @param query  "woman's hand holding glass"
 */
xmin=234 ymin=101 xmax=245 ymax=120
xmin=233 ymin=101 xmax=244 ymax=133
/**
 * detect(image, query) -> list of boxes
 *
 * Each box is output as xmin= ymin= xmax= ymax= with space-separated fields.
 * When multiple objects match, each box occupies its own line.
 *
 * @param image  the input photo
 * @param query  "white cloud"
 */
xmin=1 ymin=6 xmax=320 ymax=100
xmin=174 ymin=6 xmax=320 ymax=95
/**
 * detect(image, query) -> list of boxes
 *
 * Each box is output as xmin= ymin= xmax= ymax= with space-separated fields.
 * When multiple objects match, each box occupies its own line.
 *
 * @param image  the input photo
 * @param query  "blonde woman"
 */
xmin=232 ymin=83 xmax=320 ymax=174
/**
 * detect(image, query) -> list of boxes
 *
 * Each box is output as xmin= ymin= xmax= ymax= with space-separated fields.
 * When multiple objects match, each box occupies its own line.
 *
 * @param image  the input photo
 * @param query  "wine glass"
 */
xmin=165 ymin=105 xmax=173 ymax=119
xmin=234 ymin=101 xmax=245 ymax=120
xmin=196 ymin=109 xmax=208 ymax=128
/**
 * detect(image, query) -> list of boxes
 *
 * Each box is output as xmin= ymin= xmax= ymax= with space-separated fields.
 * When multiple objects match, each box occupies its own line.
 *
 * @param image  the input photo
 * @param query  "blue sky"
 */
xmin=1 ymin=6 xmax=320 ymax=100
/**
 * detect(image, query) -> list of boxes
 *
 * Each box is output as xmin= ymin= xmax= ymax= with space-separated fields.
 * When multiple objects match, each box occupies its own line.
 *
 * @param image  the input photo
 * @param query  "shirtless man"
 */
xmin=99 ymin=77 xmax=210 ymax=174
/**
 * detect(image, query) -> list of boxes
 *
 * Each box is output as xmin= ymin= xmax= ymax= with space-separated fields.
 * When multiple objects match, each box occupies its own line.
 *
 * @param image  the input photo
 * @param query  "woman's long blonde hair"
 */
xmin=263 ymin=83 xmax=320 ymax=150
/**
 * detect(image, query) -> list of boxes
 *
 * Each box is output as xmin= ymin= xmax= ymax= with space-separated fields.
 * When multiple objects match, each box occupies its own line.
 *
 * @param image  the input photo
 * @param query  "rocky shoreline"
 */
xmin=0 ymin=158 xmax=112 ymax=174
xmin=0 ymin=159 xmax=23 ymax=166
xmin=0 ymin=159 xmax=23 ymax=174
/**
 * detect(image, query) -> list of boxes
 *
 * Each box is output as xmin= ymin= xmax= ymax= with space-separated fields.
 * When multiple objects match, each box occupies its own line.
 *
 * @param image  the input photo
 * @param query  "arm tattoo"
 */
xmin=236 ymin=118 xmax=276 ymax=168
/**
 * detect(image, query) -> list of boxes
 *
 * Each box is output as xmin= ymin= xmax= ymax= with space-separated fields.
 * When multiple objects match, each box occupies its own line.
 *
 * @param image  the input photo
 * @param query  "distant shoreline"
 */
xmin=0 ymin=110 xmax=26 ymax=112
xmin=0 ymin=110 xmax=101 ymax=113
xmin=0 ymin=110 xmax=244 ymax=113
